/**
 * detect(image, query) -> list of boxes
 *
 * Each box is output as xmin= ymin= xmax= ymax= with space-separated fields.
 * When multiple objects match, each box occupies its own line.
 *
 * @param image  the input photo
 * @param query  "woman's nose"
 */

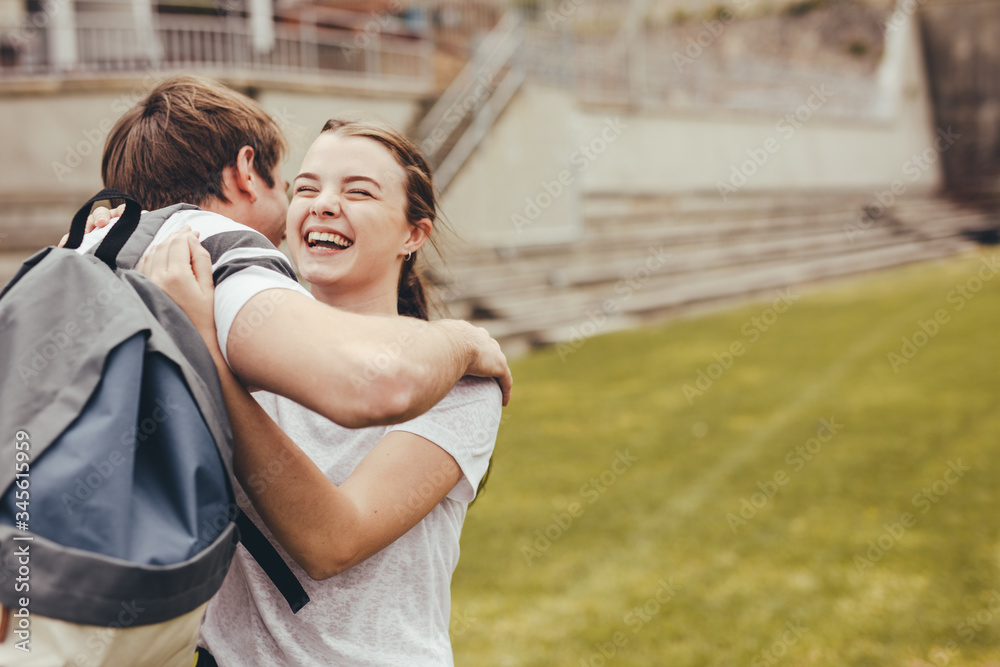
xmin=311 ymin=192 xmax=341 ymax=217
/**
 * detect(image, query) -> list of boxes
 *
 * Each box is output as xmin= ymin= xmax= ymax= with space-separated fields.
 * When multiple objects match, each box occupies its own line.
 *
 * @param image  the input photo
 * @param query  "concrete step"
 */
xmin=580 ymin=189 xmax=882 ymax=221
xmin=448 ymin=195 xmax=991 ymax=268
xmin=475 ymin=234 xmax=976 ymax=347
xmin=0 ymin=191 xmax=94 ymax=252
xmin=440 ymin=191 xmax=997 ymax=351
xmin=473 ymin=229 xmax=970 ymax=324
xmin=438 ymin=205 xmax=996 ymax=311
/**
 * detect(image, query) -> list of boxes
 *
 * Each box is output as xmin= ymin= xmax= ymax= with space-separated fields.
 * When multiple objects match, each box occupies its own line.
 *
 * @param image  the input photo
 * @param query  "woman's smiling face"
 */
xmin=286 ymin=132 xmax=425 ymax=305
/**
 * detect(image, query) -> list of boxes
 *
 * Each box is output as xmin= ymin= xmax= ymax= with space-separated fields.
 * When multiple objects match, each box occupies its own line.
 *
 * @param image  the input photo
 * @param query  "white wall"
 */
xmin=579 ymin=16 xmax=939 ymax=195
xmin=440 ymin=12 xmax=942 ymax=248
xmin=440 ymin=84 xmax=584 ymax=250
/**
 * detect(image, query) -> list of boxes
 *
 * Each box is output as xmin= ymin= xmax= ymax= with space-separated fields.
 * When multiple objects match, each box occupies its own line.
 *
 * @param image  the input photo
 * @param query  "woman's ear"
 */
xmin=402 ymin=218 xmax=433 ymax=256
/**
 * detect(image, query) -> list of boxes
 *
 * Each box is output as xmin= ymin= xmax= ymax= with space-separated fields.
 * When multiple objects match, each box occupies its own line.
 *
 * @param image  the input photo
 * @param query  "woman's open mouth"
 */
xmin=306 ymin=230 xmax=354 ymax=250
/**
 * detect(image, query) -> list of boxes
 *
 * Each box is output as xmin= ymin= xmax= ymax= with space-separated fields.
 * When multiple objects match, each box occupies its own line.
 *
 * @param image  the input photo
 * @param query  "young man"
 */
xmin=88 ymin=75 xmax=511 ymax=426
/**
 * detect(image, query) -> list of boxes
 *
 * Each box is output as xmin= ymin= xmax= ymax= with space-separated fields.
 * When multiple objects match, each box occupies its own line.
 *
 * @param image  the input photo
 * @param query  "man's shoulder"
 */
xmin=160 ymin=208 xmax=266 ymax=241
xmin=155 ymin=209 xmax=283 ymax=264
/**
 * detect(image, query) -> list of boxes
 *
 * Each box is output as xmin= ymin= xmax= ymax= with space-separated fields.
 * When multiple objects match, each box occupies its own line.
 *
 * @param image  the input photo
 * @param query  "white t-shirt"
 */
xmin=75 ymin=208 xmax=311 ymax=361
xmin=199 ymin=376 xmax=502 ymax=666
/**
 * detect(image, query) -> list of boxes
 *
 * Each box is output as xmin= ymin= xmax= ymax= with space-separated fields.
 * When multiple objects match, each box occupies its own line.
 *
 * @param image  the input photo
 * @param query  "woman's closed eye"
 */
xmin=295 ymin=185 xmax=318 ymax=194
xmin=348 ymin=189 xmax=373 ymax=198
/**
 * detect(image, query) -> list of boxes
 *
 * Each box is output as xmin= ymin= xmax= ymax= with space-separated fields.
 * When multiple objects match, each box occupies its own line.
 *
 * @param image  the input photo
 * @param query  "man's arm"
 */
xmin=134 ymin=220 xmax=511 ymax=429
xmin=226 ymin=289 xmax=510 ymax=428
xmin=137 ymin=235 xmax=489 ymax=578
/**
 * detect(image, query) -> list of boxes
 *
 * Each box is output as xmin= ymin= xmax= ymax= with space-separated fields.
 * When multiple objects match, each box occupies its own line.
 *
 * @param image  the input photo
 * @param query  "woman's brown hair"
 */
xmin=320 ymin=118 xmax=437 ymax=321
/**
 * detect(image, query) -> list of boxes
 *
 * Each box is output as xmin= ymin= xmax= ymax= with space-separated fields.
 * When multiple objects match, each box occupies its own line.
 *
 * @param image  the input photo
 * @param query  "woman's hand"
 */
xmin=87 ymin=203 xmax=125 ymax=232
xmin=58 ymin=203 xmax=126 ymax=247
xmin=137 ymin=228 xmax=218 ymax=343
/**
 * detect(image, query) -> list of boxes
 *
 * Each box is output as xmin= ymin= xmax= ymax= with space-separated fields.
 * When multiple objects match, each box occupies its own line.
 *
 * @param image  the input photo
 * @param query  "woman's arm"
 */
xmin=140 ymin=231 xmax=464 ymax=579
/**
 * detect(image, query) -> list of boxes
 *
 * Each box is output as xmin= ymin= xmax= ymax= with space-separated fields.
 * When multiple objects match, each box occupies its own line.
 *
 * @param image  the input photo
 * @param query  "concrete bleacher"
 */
xmin=0 ymin=191 xmax=93 ymax=287
xmin=429 ymin=191 xmax=1000 ymax=355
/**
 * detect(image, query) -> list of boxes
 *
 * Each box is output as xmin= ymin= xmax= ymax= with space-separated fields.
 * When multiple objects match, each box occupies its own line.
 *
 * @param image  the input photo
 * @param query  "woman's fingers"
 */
xmin=137 ymin=228 xmax=216 ymax=333
xmin=138 ymin=227 xmax=197 ymax=281
xmin=86 ymin=206 xmax=113 ymax=234
xmin=188 ymin=234 xmax=215 ymax=294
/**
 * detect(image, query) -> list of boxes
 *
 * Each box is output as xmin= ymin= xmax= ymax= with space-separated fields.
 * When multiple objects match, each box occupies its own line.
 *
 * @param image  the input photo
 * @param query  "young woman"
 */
xmin=140 ymin=119 xmax=502 ymax=666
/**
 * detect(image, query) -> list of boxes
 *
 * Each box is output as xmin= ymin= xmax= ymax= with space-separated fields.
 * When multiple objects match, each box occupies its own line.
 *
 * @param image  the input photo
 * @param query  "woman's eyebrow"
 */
xmin=344 ymin=175 xmax=381 ymax=191
xmin=294 ymin=172 xmax=319 ymax=182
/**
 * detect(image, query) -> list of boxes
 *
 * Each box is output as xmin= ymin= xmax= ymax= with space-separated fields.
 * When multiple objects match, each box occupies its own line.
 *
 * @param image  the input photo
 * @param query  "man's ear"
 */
xmin=229 ymin=145 xmax=259 ymax=203
xmin=402 ymin=218 xmax=433 ymax=257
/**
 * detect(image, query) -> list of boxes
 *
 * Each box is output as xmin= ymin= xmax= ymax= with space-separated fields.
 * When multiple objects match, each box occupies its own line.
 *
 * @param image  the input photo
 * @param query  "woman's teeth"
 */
xmin=307 ymin=231 xmax=353 ymax=249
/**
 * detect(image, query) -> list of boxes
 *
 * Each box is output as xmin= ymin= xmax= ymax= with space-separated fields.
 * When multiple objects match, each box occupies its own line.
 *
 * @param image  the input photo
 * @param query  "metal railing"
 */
xmin=517 ymin=0 xmax=908 ymax=122
xmin=522 ymin=26 xmax=889 ymax=120
xmin=416 ymin=10 xmax=525 ymax=191
xmin=1 ymin=13 xmax=434 ymax=88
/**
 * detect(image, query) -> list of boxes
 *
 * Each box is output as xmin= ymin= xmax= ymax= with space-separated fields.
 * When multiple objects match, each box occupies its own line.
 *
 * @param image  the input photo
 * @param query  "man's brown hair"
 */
xmin=102 ymin=75 xmax=288 ymax=210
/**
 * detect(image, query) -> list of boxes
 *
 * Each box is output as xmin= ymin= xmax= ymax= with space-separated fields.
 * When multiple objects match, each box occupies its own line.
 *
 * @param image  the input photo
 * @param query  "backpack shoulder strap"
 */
xmin=235 ymin=509 xmax=311 ymax=613
xmin=113 ymin=203 xmax=202 ymax=270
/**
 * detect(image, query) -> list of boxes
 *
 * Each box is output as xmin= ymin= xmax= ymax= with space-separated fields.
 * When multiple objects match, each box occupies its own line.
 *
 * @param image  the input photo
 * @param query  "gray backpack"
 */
xmin=0 ymin=189 xmax=306 ymax=633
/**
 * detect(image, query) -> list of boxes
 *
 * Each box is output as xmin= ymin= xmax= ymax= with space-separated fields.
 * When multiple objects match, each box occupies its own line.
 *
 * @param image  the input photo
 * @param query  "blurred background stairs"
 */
xmin=430 ymin=192 xmax=1000 ymax=355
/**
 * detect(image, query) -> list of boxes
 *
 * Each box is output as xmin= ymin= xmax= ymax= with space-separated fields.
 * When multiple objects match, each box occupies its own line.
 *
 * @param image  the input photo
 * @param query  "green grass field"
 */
xmin=451 ymin=249 xmax=1000 ymax=666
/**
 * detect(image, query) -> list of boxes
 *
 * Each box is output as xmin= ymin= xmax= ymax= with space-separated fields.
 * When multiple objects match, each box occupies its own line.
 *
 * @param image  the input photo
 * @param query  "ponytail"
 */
xmin=397 ymin=257 xmax=430 ymax=321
